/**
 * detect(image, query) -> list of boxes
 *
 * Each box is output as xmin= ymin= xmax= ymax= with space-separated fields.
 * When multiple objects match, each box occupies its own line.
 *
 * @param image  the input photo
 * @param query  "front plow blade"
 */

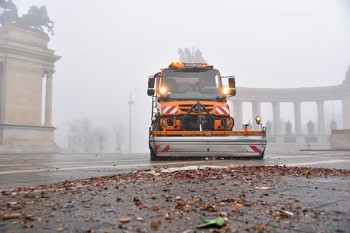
xmin=149 ymin=135 xmax=266 ymax=158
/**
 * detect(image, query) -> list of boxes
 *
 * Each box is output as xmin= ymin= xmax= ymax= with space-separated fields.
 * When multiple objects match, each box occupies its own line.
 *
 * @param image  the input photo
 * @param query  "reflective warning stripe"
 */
xmin=163 ymin=106 xmax=178 ymax=114
xmin=216 ymin=106 xmax=229 ymax=115
xmin=154 ymin=145 xmax=171 ymax=152
xmin=163 ymin=145 xmax=170 ymax=152
xmin=249 ymin=146 xmax=261 ymax=153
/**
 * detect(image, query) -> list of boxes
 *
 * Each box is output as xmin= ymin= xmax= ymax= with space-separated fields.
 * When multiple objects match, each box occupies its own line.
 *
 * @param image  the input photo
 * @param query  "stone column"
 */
xmin=0 ymin=63 xmax=5 ymax=124
xmin=317 ymin=100 xmax=325 ymax=134
xmin=44 ymin=71 xmax=53 ymax=127
xmin=343 ymin=95 xmax=350 ymax=129
xmin=272 ymin=101 xmax=281 ymax=134
xmin=252 ymin=101 xmax=261 ymax=129
xmin=232 ymin=100 xmax=243 ymax=130
xmin=294 ymin=101 xmax=302 ymax=135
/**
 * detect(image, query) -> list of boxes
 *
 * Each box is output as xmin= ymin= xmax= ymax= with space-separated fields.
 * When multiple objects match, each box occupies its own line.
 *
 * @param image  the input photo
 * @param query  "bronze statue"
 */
xmin=266 ymin=120 xmax=272 ymax=134
xmin=285 ymin=120 xmax=292 ymax=135
xmin=330 ymin=119 xmax=337 ymax=131
xmin=307 ymin=120 xmax=314 ymax=135
xmin=0 ymin=1 xmax=54 ymax=35
xmin=344 ymin=65 xmax=350 ymax=85
xmin=18 ymin=6 xmax=54 ymax=35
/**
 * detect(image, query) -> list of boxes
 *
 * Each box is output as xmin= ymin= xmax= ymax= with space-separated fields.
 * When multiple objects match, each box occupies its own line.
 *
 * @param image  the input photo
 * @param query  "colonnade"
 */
xmin=230 ymin=78 xmax=350 ymax=134
xmin=231 ymin=100 xmax=330 ymax=135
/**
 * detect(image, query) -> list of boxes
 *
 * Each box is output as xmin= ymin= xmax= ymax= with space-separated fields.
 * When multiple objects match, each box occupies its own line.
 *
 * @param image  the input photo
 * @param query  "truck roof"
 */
xmin=169 ymin=62 xmax=213 ymax=70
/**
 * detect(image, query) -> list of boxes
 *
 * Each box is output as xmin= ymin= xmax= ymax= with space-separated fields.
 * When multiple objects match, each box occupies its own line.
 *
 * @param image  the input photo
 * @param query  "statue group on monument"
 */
xmin=178 ymin=47 xmax=206 ymax=63
xmin=0 ymin=0 xmax=54 ymax=35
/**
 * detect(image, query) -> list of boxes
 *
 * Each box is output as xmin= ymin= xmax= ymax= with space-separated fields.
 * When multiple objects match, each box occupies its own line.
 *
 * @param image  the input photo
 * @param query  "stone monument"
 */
xmin=342 ymin=65 xmax=350 ymax=129
xmin=0 ymin=1 xmax=60 ymax=153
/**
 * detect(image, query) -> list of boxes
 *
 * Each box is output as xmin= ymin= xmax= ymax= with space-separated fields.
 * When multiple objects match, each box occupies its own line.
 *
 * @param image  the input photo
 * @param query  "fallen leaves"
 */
xmin=255 ymin=186 xmax=273 ymax=190
xmin=119 ymin=217 xmax=131 ymax=223
xmin=56 ymin=227 xmax=66 ymax=232
xmin=197 ymin=216 xmax=225 ymax=228
xmin=2 ymin=212 xmax=22 ymax=220
xmin=0 ymin=165 xmax=349 ymax=232
xmin=150 ymin=220 xmax=161 ymax=229
xmin=277 ymin=210 xmax=294 ymax=218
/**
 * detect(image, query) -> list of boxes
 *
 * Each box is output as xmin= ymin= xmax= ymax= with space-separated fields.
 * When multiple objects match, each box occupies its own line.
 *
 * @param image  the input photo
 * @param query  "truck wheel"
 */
xmin=254 ymin=150 xmax=265 ymax=160
xmin=150 ymin=150 xmax=160 ymax=161
xmin=149 ymin=145 xmax=162 ymax=161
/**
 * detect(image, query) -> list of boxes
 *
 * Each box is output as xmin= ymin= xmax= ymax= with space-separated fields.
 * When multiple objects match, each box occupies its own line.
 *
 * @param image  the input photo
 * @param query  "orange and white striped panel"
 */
xmin=248 ymin=145 xmax=261 ymax=153
xmin=163 ymin=106 xmax=178 ymax=114
xmin=154 ymin=145 xmax=170 ymax=152
xmin=216 ymin=106 xmax=230 ymax=115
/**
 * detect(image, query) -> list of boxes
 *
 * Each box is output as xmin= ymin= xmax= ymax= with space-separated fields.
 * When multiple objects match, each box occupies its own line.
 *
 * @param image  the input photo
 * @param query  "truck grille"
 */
xmin=181 ymin=115 xmax=214 ymax=131
xmin=179 ymin=104 xmax=214 ymax=113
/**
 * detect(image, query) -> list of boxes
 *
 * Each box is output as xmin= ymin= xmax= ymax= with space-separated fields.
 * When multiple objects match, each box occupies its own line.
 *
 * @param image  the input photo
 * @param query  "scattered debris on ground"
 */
xmin=1 ymin=165 xmax=349 ymax=232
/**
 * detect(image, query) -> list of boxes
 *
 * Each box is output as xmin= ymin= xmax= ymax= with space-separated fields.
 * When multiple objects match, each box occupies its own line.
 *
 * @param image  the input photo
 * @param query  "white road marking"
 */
xmin=0 ymin=160 xmax=208 ymax=174
xmin=282 ymin=160 xmax=350 ymax=167
xmin=0 ymin=159 xmax=349 ymax=175
xmin=0 ymin=158 xmax=150 ymax=167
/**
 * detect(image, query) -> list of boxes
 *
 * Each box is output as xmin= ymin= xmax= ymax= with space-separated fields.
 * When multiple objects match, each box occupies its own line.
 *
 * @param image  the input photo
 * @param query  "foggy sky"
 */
xmin=13 ymin=0 xmax=350 ymax=152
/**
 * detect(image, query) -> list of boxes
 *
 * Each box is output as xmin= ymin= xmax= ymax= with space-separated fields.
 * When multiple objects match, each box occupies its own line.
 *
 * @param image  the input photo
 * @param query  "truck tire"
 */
xmin=254 ymin=150 xmax=265 ymax=160
xmin=149 ymin=145 xmax=162 ymax=161
xmin=150 ymin=150 xmax=160 ymax=161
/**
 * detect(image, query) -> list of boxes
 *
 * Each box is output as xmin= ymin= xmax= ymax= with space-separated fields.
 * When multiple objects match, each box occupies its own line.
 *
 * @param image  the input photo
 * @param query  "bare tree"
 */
xmin=68 ymin=118 xmax=109 ymax=153
xmin=93 ymin=127 xmax=109 ymax=152
xmin=113 ymin=123 xmax=124 ymax=153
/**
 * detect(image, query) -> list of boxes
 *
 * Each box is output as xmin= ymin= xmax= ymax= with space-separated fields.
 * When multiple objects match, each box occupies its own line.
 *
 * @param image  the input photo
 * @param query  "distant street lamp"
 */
xmin=129 ymin=89 xmax=137 ymax=154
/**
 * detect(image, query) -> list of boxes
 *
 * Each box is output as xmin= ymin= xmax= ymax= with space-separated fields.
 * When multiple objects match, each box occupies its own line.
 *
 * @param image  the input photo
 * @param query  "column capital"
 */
xmin=44 ymin=70 xmax=55 ymax=77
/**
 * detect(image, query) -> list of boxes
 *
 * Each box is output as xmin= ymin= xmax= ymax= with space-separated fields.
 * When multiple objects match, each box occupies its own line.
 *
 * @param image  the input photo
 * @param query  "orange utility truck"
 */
xmin=147 ymin=62 xmax=266 ymax=160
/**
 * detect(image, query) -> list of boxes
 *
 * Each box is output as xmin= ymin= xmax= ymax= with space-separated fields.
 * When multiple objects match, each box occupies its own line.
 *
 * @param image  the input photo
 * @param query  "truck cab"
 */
xmin=148 ymin=62 xmax=236 ymax=132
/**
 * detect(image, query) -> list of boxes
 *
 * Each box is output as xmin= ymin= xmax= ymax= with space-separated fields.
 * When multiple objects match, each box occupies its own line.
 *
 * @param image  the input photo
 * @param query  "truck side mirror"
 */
xmin=225 ymin=77 xmax=236 ymax=96
xmin=147 ymin=77 xmax=156 ymax=96
xmin=147 ymin=89 xmax=155 ymax=96
xmin=228 ymin=77 xmax=235 ymax=88
xmin=148 ymin=77 xmax=155 ymax=88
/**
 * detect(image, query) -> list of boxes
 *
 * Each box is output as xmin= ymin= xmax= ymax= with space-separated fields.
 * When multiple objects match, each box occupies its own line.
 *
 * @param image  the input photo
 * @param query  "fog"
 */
xmin=13 ymin=0 xmax=350 ymax=153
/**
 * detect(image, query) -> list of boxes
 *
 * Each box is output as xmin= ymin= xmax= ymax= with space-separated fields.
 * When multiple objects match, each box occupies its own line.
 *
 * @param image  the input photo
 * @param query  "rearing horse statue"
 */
xmin=0 ymin=2 xmax=54 ymax=36
xmin=18 ymin=6 xmax=54 ymax=35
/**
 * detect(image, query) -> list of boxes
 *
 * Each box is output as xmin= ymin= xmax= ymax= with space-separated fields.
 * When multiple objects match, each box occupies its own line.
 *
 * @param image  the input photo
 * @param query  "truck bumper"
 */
xmin=149 ymin=135 xmax=267 ymax=158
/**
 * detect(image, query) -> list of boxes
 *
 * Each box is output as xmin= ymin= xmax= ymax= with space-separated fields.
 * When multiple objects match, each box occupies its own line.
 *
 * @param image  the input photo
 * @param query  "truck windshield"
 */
xmin=162 ymin=69 xmax=223 ymax=100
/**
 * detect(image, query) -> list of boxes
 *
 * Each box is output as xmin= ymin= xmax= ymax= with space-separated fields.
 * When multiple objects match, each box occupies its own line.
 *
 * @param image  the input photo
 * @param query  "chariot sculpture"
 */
xmin=0 ymin=0 xmax=54 ymax=35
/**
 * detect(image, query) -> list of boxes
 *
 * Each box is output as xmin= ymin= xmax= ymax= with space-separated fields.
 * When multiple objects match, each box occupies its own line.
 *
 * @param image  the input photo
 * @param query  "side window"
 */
xmin=215 ymin=75 xmax=220 ymax=89
xmin=156 ymin=76 xmax=160 ymax=90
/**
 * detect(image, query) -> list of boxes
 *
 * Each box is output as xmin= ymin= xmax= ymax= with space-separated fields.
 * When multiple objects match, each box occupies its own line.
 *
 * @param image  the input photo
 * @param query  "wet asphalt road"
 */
xmin=1 ymin=151 xmax=349 ymax=190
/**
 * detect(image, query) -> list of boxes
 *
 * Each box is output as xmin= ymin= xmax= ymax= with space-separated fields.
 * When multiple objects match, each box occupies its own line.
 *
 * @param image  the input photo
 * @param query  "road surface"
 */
xmin=1 ymin=151 xmax=349 ymax=189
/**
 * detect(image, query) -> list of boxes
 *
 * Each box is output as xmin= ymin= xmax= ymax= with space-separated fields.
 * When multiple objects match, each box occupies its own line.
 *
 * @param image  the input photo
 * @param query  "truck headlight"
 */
xmin=159 ymin=86 xmax=167 ymax=95
xmin=223 ymin=88 xmax=229 ymax=95
xmin=255 ymin=116 xmax=262 ymax=125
